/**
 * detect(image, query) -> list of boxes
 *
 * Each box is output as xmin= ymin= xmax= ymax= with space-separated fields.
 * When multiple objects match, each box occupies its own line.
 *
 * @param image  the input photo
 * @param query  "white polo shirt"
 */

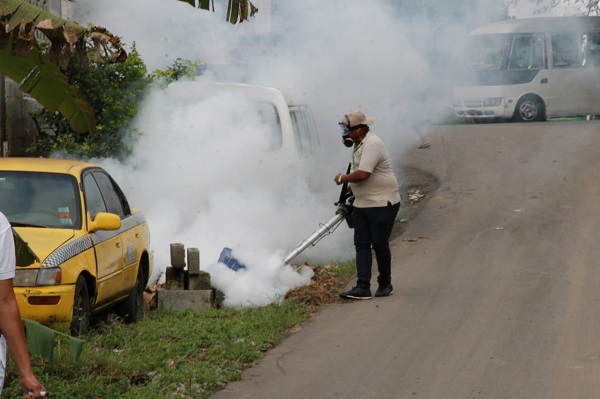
xmin=0 ymin=212 xmax=16 ymax=369
xmin=0 ymin=213 xmax=15 ymax=281
xmin=350 ymin=132 xmax=401 ymax=208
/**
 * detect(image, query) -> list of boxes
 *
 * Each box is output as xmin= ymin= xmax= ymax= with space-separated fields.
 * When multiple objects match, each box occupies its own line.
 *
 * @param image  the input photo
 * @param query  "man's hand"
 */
xmin=22 ymin=373 xmax=46 ymax=398
xmin=335 ymin=170 xmax=371 ymax=186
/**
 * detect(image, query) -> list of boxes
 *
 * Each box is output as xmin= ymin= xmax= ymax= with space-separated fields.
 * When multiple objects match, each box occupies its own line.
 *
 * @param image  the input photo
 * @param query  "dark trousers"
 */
xmin=353 ymin=202 xmax=400 ymax=290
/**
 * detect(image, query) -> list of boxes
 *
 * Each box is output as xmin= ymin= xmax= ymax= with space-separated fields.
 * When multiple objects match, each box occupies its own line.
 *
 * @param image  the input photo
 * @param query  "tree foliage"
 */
xmin=0 ymin=0 xmax=257 ymax=137
xmin=507 ymin=0 xmax=600 ymax=16
xmin=383 ymin=0 xmax=509 ymax=28
xmin=0 ymin=0 xmax=128 ymax=133
xmin=29 ymin=50 xmax=201 ymax=160
xmin=152 ymin=58 xmax=202 ymax=87
xmin=28 ymin=44 xmax=149 ymax=159
xmin=3 ymin=0 xmax=247 ymax=159
xmin=584 ymin=0 xmax=600 ymax=14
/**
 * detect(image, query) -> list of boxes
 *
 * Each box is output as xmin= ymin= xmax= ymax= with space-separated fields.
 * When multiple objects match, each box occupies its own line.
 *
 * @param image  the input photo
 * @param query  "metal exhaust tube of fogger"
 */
xmin=283 ymin=163 xmax=354 ymax=265
xmin=282 ymin=205 xmax=351 ymax=265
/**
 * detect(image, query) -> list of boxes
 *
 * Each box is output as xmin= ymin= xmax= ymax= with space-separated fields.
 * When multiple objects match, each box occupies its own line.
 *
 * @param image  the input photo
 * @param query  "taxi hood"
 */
xmin=12 ymin=228 xmax=74 ymax=267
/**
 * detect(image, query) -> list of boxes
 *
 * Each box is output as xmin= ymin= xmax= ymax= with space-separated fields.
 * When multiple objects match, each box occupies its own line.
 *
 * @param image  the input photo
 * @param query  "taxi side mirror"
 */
xmin=88 ymin=212 xmax=121 ymax=232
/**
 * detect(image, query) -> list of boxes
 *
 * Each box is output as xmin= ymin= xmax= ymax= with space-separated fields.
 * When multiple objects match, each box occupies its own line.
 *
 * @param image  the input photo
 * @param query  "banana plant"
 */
xmin=0 ymin=0 xmax=127 ymax=133
xmin=177 ymin=0 xmax=258 ymax=23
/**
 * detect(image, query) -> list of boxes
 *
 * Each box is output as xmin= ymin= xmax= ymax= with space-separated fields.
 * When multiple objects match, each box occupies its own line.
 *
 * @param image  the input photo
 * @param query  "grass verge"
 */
xmin=3 ymin=262 xmax=356 ymax=399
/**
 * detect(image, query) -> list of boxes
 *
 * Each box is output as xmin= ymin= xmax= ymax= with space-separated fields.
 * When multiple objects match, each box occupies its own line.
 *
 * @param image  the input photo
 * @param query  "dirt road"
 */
xmin=211 ymin=121 xmax=600 ymax=399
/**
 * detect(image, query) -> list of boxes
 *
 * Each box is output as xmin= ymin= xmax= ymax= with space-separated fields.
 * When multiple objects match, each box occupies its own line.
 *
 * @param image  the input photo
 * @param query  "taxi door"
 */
xmin=83 ymin=171 xmax=124 ymax=307
xmin=91 ymin=170 xmax=141 ymax=298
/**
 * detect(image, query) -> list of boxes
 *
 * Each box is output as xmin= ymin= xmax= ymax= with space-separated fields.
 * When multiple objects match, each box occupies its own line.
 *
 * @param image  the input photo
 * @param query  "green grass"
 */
xmin=549 ymin=116 xmax=588 ymax=121
xmin=4 ymin=262 xmax=356 ymax=398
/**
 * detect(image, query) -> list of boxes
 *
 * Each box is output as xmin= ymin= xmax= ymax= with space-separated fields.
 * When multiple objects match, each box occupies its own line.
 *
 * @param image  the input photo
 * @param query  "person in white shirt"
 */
xmin=0 ymin=211 xmax=46 ymax=398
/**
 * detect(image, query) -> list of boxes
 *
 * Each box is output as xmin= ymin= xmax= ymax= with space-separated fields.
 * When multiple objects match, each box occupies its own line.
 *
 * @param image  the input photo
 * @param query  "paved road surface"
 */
xmin=211 ymin=122 xmax=600 ymax=399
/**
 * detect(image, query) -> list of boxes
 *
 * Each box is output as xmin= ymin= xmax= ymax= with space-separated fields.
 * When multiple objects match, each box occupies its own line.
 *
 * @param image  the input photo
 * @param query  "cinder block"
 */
xmin=188 ymin=271 xmax=211 ymax=290
xmin=157 ymin=289 xmax=214 ymax=311
xmin=165 ymin=267 xmax=185 ymax=290
xmin=170 ymin=243 xmax=186 ymax=269
xmin=187 ymin=248 xmax=200 ymax=275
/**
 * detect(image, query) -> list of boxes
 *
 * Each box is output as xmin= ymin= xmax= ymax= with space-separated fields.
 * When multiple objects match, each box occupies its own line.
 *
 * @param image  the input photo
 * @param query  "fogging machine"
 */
xmin=283 ymin=164 xmax=354 ymax=265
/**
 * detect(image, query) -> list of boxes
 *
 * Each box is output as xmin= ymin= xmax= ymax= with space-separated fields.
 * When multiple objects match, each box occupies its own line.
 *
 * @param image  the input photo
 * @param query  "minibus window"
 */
xmin=551 ymin=33 xmax=580 ymax=68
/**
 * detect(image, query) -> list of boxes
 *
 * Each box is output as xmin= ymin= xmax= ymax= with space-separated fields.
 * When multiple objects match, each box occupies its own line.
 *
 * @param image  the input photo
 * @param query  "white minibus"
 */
xmin=453 ymin=16 xmax=600 ymax=122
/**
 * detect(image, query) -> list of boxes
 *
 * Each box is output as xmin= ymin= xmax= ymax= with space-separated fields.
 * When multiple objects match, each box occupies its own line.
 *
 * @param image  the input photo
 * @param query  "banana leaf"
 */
xmin=177 ymin=0 xmax=213 ymax=10
xmin=176 ymin=0 xmax=257 ymax=24
xmin=226 ymin=0 xmax=258 ymax=24
xmin=0 ymin=35 xmax=96 ymax=133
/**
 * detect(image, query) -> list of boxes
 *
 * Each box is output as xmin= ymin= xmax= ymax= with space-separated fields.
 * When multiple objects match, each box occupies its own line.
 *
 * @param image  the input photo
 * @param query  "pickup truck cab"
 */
xmin=164 ymin=81 xmax=321 ymax=159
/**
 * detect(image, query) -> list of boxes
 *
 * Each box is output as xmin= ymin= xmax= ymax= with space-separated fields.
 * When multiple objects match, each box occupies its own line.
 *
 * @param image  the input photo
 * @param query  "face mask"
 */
xmin=339 ymin=123 xmax=354 ymax=147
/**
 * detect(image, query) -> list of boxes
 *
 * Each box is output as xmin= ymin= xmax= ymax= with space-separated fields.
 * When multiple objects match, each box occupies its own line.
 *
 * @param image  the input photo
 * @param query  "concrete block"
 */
xmin=170 ymin=243 xmax=186 ymax=269
xmin=188 ymin=271 xmax=211 ymax=290
xmin=157 ymin=289 xmax=214 ymax=311
xmin=187 ymin=248 xmax=200 ymax=275
xmin=165 ymin=267 xmax=185 ymax=290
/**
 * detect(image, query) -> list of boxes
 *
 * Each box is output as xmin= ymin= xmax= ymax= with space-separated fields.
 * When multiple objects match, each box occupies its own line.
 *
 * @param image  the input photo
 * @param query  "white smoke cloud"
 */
xmin=96 ymin=85 xmax=342 ymax=308
xmin=75 ymin=0 xmax=506 ymax=307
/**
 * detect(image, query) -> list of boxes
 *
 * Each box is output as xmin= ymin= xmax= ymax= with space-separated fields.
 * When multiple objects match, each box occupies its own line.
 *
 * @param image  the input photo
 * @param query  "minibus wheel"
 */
xmin=513 ymin=95 xmax=545 ymax=122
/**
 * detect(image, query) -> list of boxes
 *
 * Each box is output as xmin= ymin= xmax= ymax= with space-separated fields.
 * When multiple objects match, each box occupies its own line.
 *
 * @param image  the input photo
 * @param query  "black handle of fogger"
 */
xmin=335 ymin=163 xmax=354 ymax=228
xmin=336 ymin=163 xmax=352 ymax=206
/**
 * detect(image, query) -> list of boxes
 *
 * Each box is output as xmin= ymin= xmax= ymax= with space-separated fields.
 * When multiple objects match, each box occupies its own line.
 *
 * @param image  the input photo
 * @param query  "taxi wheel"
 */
xmin=70 ymin=276 xmax=91 ymax=336
xmin=116 ymin=268 xmax=144 ymax=323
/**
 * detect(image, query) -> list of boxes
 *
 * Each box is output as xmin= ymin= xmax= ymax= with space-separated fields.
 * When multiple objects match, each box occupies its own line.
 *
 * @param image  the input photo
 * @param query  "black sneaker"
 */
xmin=374 ymin=284 xmax=393 ymax=297
xmin=340 ymin=286 xmax=373 ymax=300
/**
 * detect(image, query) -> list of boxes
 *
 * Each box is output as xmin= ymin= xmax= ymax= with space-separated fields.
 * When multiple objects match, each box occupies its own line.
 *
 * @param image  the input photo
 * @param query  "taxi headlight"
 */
xmin=36 ymin=267 xmax=62 ymax=286
xmin=14 ymin=270 xmax=39 ymax=286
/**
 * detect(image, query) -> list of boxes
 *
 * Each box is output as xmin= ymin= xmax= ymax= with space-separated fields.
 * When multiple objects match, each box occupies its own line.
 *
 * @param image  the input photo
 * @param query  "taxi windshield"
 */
xmin=0 ymin=172 xmax=81 ymax=229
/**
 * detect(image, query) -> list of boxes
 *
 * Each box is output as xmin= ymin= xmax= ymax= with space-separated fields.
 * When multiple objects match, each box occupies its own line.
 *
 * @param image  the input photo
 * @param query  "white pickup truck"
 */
xmin=164 ymin=81 xmax=321 ymax=159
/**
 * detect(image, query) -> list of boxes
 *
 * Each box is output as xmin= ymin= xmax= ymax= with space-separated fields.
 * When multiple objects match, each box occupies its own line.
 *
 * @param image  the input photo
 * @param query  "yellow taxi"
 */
xmin=0 ymin=158 xmax=153 ymax=335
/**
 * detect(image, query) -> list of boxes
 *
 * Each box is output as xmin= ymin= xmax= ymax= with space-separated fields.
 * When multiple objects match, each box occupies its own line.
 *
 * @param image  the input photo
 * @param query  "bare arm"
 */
xmin=0 ymin=279 xmax=46 ymax=398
